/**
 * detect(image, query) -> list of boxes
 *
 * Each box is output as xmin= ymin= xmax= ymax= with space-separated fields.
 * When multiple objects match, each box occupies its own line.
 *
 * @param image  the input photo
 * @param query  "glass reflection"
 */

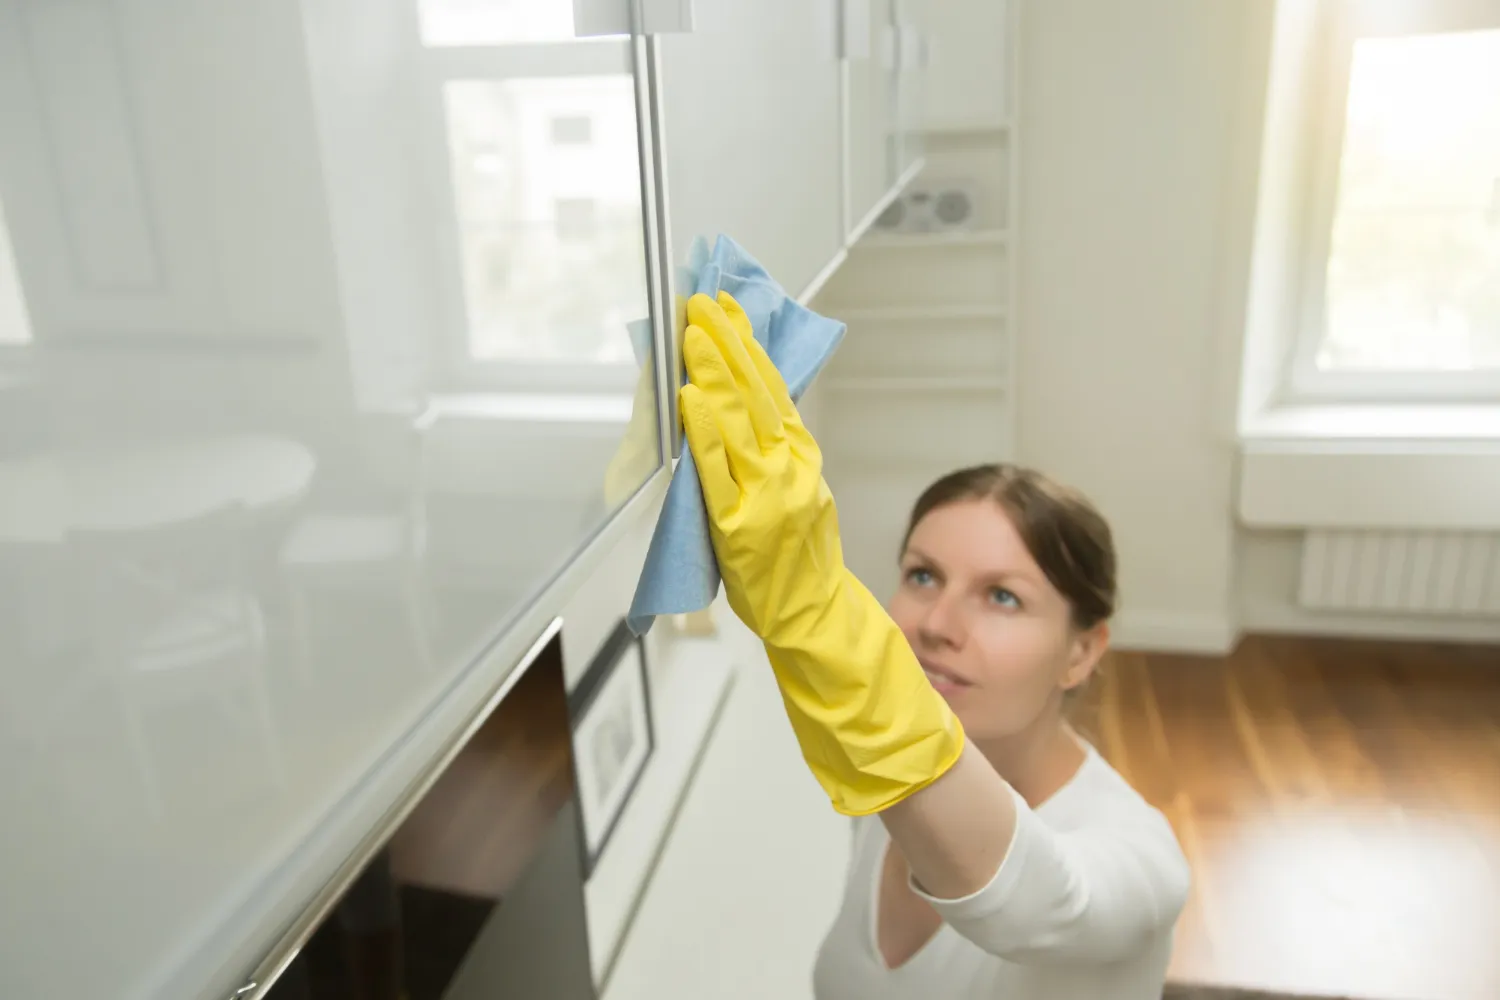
xmin=0 ymin=199 xmax=31 ymax=345
xmin=443 ymin=76 xmax=649 ymax=364
xmin=0 ymin=1 xmax=661 ymax=997
xmin=418 ymin=0 xmax=579 ymax=47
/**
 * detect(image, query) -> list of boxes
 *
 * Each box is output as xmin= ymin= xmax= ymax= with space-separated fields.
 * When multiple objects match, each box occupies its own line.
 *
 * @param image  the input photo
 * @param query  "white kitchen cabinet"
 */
xmin=843 ymin=0 xmax=899 ymax=239
xmin=912 ymin=0 xmax=1012 ymax=131
xmin=0 ymin=0 xmax=672 ymax=997
xmin=891 ymin=0 xmax=928 ymax=180
xmin=655 ymin=0 xmax=845 ymax=298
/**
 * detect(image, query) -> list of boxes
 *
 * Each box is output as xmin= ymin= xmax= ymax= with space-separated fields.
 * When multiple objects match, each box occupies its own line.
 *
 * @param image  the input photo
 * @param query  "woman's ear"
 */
xmin=1060 ymin=622 xmax=1110 ymax=692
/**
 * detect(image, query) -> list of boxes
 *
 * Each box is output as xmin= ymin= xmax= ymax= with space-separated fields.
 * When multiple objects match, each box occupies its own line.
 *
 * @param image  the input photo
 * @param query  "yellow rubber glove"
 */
xmin=678 ymin=291 xmax=965 ymax=816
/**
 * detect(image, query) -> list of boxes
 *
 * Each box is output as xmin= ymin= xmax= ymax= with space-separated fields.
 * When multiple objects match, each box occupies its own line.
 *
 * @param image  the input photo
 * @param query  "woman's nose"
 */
xmin=917 ymin=592 xmax=966 ymax=649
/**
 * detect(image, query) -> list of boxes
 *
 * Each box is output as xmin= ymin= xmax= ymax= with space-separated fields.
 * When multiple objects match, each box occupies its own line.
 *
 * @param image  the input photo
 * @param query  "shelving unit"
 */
xmin=808 ymin=0 xmax=1021 ymax=600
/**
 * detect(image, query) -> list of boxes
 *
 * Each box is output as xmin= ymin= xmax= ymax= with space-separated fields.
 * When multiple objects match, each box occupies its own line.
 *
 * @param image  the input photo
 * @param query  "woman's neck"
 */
xmin=975 ymin=713 xmax=1086 ymax=809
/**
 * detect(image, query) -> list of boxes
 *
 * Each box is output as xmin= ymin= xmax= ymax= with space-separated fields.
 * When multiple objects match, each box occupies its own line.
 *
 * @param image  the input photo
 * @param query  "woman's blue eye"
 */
xmin=988 ymin=587 xmax=1021 ymax=609
xmin=905 ymin=567 xmax=935 ymax=587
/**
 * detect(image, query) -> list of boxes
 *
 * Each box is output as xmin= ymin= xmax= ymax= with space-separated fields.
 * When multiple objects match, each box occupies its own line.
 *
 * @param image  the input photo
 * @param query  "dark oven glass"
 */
xmin=266 ymin=633 xmax=594 ymax=1000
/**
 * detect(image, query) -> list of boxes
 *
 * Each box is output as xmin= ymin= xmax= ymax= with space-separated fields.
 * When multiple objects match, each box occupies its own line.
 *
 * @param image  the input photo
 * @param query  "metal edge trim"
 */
xmin=628 ymin=14 xmax=673 ymax=472
xmin=838 ymin=13 xmax=853 ymax=241
xmin=643 ymin=33 xmax=682 ymax=460
xmin=232 ymin=616 xmax=566 ymax=1000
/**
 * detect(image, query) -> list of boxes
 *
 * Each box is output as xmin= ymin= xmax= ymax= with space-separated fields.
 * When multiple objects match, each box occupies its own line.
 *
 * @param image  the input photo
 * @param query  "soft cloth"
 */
xmin=626 ymin=235 xmax=846 ymax=636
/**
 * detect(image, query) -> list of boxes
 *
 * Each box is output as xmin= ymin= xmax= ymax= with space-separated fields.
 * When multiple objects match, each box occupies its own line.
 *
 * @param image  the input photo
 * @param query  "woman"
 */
xmin=678 ymin=291 xmax=1190 ymax=999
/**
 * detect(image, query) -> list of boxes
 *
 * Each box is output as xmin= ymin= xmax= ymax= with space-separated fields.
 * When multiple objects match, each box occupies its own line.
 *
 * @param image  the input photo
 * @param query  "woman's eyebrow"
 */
xmin=901 ymin=545 xmax=939 ymax=564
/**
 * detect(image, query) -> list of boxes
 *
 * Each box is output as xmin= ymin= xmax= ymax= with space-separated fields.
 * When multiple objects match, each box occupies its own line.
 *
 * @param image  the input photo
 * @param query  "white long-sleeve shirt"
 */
xmin=812 ymin=744 xmax=1190 ymax=1000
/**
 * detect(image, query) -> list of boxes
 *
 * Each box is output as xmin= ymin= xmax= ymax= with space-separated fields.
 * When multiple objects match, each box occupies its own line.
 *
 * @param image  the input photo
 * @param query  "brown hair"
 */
xmin=900 ymin=463 xmax=1117 ymax=630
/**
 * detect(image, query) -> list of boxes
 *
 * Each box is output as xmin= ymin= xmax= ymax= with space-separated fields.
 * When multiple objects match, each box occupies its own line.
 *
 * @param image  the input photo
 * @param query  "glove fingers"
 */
xmin=714 ymin=290 xmax=759 ymax=353
xmin=688 ymin=293 xmax=785 ymax=451
xmin=717 ymin=291 xmax=798 ymax=420
xmin=682 ymin=321 xmax=761 ymax=471
xmin=679 ymin=383 xmax=741 ymax=525
xmin=715 ymin=292 xmax=824 ymax=465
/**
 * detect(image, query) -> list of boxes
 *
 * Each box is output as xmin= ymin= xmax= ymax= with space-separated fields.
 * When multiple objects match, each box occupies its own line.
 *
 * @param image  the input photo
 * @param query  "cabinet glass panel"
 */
xmin=656 ymin=0 xmax=844 ymax=297
xmin=0 ymin=1 xmax=660 ymax=998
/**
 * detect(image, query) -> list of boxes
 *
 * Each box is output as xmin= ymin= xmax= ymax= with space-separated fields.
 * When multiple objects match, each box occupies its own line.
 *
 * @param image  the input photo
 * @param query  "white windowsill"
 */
xmin=1238 ymin=403 xmax=1500 ymax=531
xmin=1242 ymin=402 xmax=1500 ymax=451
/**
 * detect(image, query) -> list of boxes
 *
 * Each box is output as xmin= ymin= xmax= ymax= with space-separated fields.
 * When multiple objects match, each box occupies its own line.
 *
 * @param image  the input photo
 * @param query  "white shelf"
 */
xmin=821 ymin=375 xmax=1008 ymax=393
xmin=855 ymin=229 xmax=1009 ymax=250
xmin=834 ymin=304 xmax=1008 ymax=323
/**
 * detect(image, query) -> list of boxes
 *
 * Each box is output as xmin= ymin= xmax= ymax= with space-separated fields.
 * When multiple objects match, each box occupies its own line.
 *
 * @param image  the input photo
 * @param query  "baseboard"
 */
xmin=1111 ymin=610 xmax=1240 ymax=655
xmin=1240 ymin=603 xmax=1500 ymax=646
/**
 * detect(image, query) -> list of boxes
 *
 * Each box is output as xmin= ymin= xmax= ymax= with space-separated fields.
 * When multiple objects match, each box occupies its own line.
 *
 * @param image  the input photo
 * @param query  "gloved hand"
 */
xmin=679 ymin=291 xmax=965 ymax=815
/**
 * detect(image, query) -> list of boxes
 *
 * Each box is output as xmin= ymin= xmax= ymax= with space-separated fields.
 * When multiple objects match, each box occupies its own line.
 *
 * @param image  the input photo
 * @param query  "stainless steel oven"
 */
xmin=261 ymin=622 xmax=594 ymax=1000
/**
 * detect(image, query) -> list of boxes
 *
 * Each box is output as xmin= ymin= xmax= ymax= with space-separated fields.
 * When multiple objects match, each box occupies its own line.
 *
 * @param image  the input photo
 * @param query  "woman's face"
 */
xmin=888 ymin=498 xmax=1107 ymax=744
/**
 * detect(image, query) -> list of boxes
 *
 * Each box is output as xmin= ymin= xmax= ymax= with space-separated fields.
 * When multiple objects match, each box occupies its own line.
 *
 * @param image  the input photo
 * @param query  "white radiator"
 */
xmin=1299 ymin=529 xmax=1500 ymax=616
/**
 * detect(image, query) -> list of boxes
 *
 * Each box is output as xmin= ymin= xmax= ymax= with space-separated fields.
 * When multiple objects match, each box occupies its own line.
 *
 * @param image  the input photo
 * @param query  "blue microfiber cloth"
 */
xmin=626 ymin=234 xmax=846 ymax=636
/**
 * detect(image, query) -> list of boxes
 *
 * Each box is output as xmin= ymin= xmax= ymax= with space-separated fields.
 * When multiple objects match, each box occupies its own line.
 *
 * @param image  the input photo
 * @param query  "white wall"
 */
xmin=1015 ymin=0 xmax=1270 ymax=652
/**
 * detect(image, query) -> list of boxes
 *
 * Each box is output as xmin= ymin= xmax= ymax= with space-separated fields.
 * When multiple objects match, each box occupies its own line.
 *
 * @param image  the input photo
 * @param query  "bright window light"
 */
xmin=1320 ymin=28 xmax=1500 ymax=371
xmin=418 ymin=0 xmax=576 ymax=47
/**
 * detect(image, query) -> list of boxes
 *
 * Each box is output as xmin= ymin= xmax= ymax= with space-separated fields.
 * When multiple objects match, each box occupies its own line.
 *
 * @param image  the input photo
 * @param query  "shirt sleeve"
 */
xmin=908 ymin=786 xmax=1190 ymax=965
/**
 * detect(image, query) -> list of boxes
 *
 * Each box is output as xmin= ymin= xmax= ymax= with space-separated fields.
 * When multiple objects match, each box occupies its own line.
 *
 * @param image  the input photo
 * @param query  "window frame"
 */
xmin=1286 ymin=0 xmax=1500 ymax=404
xmin=414 ymin=33 xmax=654 ymax=396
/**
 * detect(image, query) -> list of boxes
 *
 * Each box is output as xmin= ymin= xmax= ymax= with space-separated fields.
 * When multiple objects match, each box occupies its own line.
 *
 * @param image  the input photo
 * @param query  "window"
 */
xmin=0 ymin=198 xmax=34 ymax=346
xmin=1289 ymin=0 xmax=1500 ymax=401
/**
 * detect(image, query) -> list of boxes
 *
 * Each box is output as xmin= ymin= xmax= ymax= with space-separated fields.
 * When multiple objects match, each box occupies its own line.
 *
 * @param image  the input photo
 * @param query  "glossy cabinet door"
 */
xmin=892 ymin=0 xmax=927 ymax=179
xmin=843 ymin=0 xmax=901 ymax=238
xmin=0 ymin=1 xmax=664 ymax=998
xmin=656 ymin=0 xmax=845 ymax=299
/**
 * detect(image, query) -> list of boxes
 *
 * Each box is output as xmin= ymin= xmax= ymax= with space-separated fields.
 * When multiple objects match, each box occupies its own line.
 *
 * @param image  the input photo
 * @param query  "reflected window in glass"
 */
xmin=418 ymin=0 xmax=578 ymax=46
xmin=0 ymin=198 xmax=33 ymax=346
xmin=442 ymin=77 xmax=647 ymax=366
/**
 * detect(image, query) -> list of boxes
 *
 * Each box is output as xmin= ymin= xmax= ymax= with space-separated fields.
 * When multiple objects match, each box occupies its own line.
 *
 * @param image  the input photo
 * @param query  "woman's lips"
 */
xmin=919 ymin=659 xmax=972 ymax=695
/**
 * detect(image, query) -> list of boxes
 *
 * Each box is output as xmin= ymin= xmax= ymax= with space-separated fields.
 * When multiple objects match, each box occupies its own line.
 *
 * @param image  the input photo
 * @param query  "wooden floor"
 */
xmin=1071 ymin=635 xmax=1500 ymax=1000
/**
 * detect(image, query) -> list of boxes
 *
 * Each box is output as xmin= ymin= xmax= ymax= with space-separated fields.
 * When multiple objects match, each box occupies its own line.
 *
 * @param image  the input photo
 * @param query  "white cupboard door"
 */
xmin=843 ymin=0 xmax=900 ymax=238
xmin=656 ymin=0 xmax=844 ymax=300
